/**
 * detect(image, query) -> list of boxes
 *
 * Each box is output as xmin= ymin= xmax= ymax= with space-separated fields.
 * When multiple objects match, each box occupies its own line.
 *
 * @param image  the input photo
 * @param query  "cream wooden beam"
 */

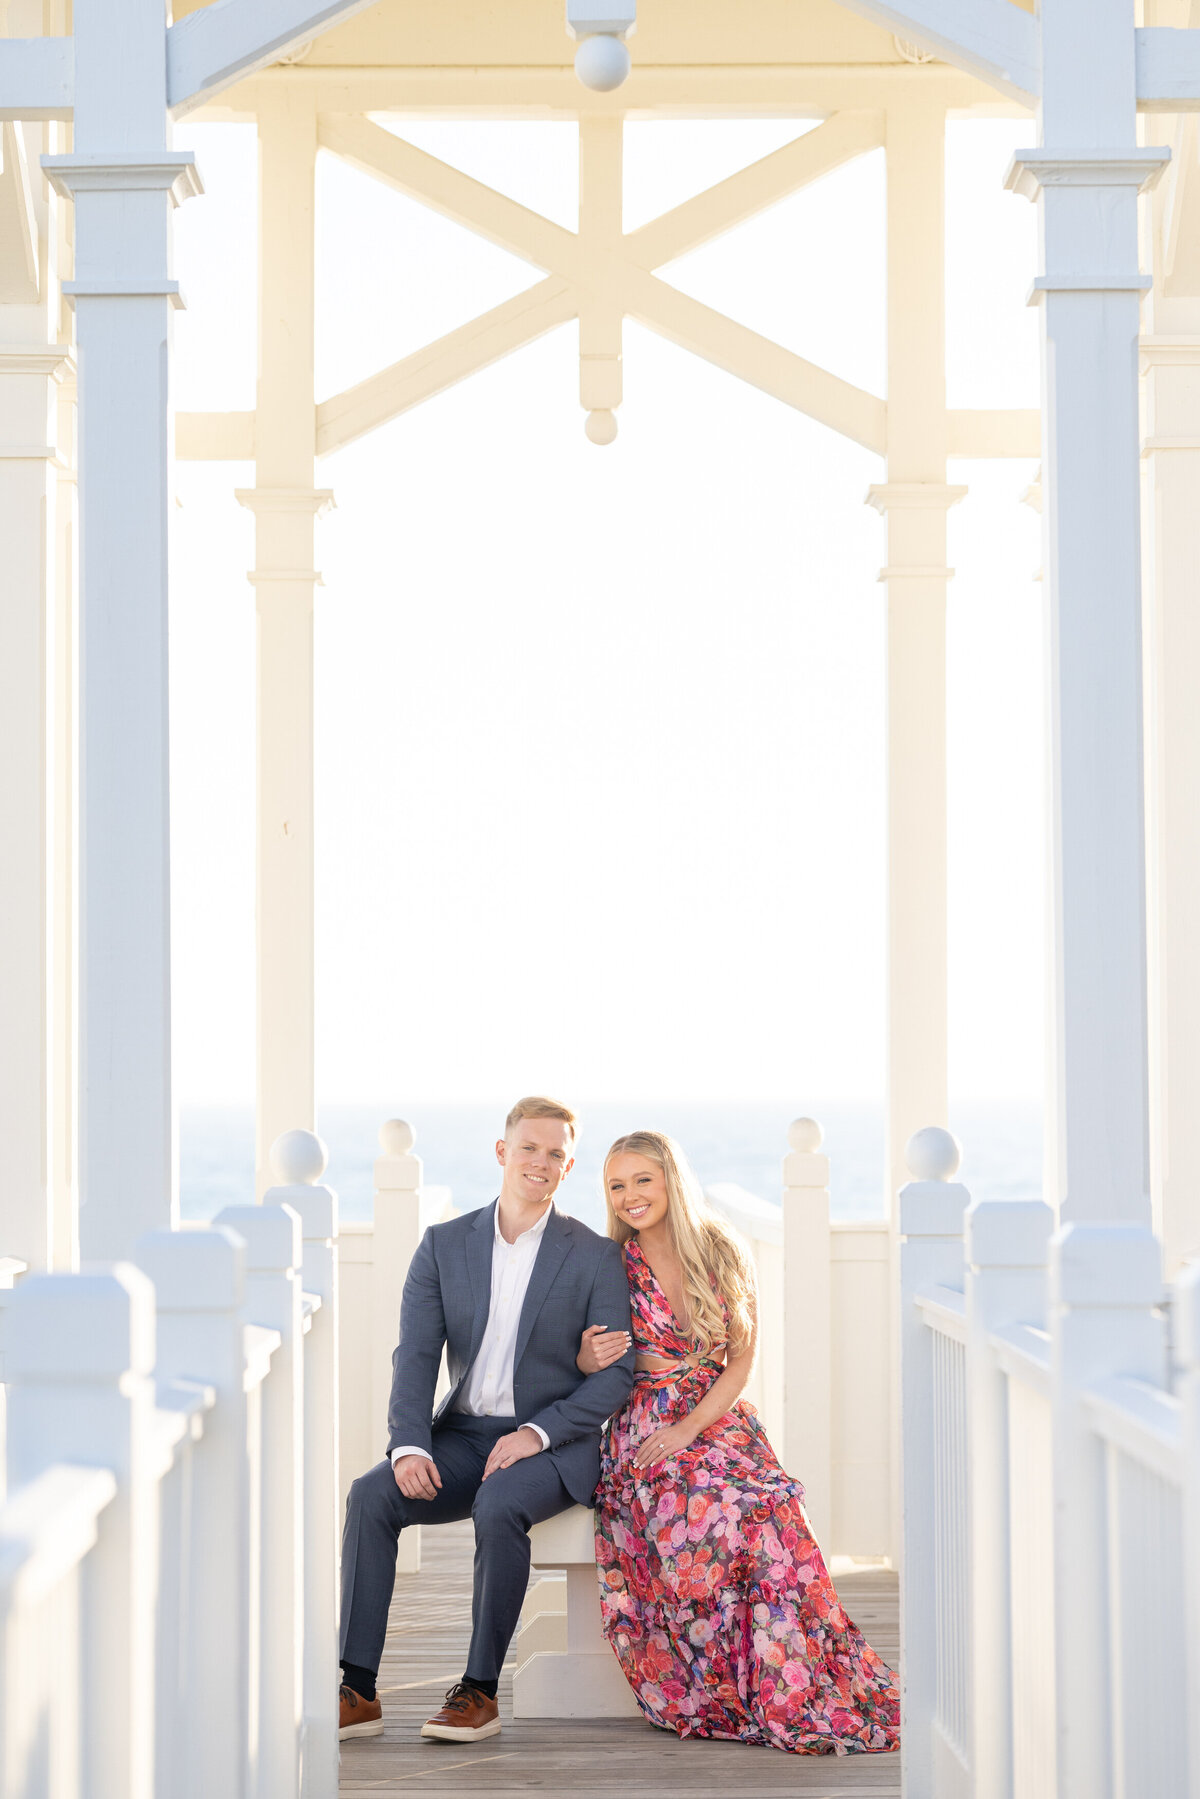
xmin=317 ymin=114 xmax=584 ymax=279
xmin=947 ymin=407 xmax=1040 ymax=458
xmin=166 ymin=0 xmax=379 ymax=117
xmin=197 ymin=64 xmax=1019 ymax=125
xmin=1137 ymin=26 xmax=1200 ymax=108
xmin=245 ymin=86 xmax=327 ymax=1242
xmin=0 ymin=36 xmax=73 ymax=121
xmin=622 ymin=267 xmax=887 ymax=453
xmin=829 ymin=1 xmax=1039 ymax=104
xmin=325 ymin=107 xmax=886 ymax=287
xmin=175 ymin=410 xmax=255 ymax=459
xmin=178 ymin=94 xmax=1046 ymax=465
xmin=578 ymin=114 xmax=624 ymax=437
xmin=315 ymin=276 xmax=576 ymax=455
xmin=626 ymin=110 xmax=886 ymax=270
xmin=172 ymin=401 xmax=1045 ymax=461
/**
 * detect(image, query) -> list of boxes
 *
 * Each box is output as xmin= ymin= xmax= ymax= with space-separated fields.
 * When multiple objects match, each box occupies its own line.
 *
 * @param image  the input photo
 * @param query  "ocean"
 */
xmin=180 ymin=1099 xmax=1043 ymax=1234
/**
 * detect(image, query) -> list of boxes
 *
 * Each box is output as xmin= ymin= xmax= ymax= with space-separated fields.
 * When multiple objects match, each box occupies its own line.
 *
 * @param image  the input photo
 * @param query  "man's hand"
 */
xmin=393 ymin=1453 xmax=442 ymax=1500
xmin=482 ymin=1426 xmax=543 ymax=1480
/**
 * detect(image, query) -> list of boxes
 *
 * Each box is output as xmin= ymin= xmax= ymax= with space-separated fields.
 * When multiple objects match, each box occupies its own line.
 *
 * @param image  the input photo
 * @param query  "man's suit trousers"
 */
xmin=339 ymin=1414 xmax=574 ymax=1682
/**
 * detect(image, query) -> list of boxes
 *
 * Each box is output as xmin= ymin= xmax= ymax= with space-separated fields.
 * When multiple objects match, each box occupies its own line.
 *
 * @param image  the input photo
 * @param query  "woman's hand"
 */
xmin=576 ymin=1323 xmax=631 ymax=1375
xmin=633 ymin=1420 xmax=697 ymax=1470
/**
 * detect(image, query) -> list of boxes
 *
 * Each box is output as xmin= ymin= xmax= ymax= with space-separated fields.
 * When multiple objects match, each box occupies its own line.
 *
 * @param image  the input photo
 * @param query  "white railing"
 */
xmin=0 ymin=1463 xmax=117 ymax=1799
xmin=0 ymin=1131 xmax=340 ymax=1799
xmin=708 ymin=1118 xmax=892 ymax=1557
xmin=900 ymin=1126 xmax=1200 ymax=1799
xmin=1002 ymin=1349 xmax=1055 ymax=1799
xmin=898 ymin=1129 xmax=972 ymax=1799
xmin=926 ymin=1289 xmax=968 ymax=1773
xmin=1088 ymin=1376 xmax=1188 ymax=1798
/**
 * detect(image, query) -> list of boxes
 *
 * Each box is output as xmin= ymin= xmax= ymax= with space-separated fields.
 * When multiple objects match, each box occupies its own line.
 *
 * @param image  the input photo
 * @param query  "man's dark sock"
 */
xmin=462 ymin=1674 xmax=498 ymax=1701
xmin=341 ymin=1662 xmax=377 ymax=1703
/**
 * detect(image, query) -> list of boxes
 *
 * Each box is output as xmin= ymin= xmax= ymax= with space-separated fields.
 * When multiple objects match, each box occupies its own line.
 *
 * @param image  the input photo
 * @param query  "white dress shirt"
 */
xmin=391 ymin=1202 xmax=553 ymax=1465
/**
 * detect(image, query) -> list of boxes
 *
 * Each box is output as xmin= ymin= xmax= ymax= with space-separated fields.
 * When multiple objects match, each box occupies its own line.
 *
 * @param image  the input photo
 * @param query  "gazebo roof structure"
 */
xmin=170 ymin=0 xmax=1033 ymax=115
xmin=4 ymin=0 xmax=1200 ymax=1356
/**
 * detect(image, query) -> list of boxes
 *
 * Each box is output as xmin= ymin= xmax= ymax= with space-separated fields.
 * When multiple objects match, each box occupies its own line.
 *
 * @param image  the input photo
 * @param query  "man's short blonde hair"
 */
xmin=505 ymin=1096 xmax=578 ymax=1142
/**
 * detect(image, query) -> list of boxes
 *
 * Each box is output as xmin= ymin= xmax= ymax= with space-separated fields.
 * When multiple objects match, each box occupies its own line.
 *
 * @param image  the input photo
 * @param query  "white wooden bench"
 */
xmin=513 ymin=1505 xmax=641 ymax=1718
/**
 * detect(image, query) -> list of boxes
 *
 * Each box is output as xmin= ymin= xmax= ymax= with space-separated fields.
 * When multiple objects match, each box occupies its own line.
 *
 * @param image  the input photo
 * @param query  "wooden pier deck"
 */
xmin=339 ymin=1520 xmax=902 ymax=1798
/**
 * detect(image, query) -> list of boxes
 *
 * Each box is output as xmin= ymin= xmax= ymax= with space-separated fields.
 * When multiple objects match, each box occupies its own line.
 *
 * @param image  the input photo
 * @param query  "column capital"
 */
xmin=1142 ymin=437 xmax=1200 ymax=456
xmin=62 ymin=280 xmax=186 ymax=310
xmin=246 ymin=570 xmax=324 ymax=587
xmin=41 ymin=151 xmax=203 ymax=207
xmin=0 ymin=345 xmax=75 ymax=381
xmin=1005 ymin=147 xmax=1171 ymax=202
xmin=1141 ymin=338 xmax=1200 ymax=453
xmin=0 ymin=346 xmax=76 ymax=462
xmin=236 ymin=487 xmax=335 ymax=589
xmin=877 ymin=564 xmax=956 ymax=583
xmin=1026 ymin=274 xmax=1152 ymax=308
xmin=1140 ymin=335 xmax=1200 ymax=371
xmin=866 ymin=482 xmax=967 ymax=514
xmin=235 ymin=486 xmax=334 ymax=518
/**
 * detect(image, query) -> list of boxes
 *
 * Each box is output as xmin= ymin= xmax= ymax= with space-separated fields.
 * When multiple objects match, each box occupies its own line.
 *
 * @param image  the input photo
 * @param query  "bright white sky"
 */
xmin=168 ymin=112 xmax=1042 ymax=1110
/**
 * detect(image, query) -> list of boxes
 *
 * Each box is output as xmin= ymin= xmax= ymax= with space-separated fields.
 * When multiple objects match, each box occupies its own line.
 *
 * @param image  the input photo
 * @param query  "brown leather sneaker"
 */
xmin=420 ymin=1681 xmax=501 ymax=1742
xmin=339 ymin=1683 xmax=383 ymax=1739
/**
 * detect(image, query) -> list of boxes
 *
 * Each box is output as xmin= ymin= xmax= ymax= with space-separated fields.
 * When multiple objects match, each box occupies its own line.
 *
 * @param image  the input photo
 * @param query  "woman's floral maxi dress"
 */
xmin=594 ymin=1239 xmax=900 ymax=1754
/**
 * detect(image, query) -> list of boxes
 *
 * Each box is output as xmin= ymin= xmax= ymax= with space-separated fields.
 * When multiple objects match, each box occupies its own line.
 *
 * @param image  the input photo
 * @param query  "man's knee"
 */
xmin=348 ymin=1461 xmax=406 ymax=1530
xmin=472 ymin=1477 xmax=528 ymax=1541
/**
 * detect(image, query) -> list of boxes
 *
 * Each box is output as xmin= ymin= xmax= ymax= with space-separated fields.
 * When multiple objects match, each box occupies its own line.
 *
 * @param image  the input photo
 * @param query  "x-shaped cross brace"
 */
xmin=315 ymin=110 xmax=889 ymax=454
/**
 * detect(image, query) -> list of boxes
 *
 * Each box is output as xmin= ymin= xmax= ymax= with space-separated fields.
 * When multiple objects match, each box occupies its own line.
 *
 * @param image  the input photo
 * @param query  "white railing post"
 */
xmin=1050 ymin=1222 xmax=1166 ymax=1799
xmin=897 ymin=1126 xmax=968 ymax=1799
xmin=153 ymin=1378 xmax=213 ymax=1799
xmin=781 ymin=1117 xmax=831 ymax=1546
xmin=135 ymin=1226 xmax=251 ymax=1799
xmin=1178 ymin=1258 xmax=1200 ymax=1797
xmin=6 ymin=1265 xmax=158 ymax=1799
xmin=265 ymin=1130 xmax=339 ymax=1799
xmin=216 ymin=1202 xmax=304 ymax=1799
xmin=372 ymin=1119 xmax=422 ymax=1576
xmin=965 ymin=1197 xmax=1053 ymax=1799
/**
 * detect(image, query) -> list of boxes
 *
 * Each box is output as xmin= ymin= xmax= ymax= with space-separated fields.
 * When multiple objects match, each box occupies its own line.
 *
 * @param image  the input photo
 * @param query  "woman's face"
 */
xmin=606 ymin=1153 xmax=670 ymax=1233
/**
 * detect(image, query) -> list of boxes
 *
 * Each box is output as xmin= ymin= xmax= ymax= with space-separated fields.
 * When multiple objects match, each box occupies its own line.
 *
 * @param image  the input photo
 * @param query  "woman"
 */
xmin=578 ymin=1130 xmax=899 ymax=1756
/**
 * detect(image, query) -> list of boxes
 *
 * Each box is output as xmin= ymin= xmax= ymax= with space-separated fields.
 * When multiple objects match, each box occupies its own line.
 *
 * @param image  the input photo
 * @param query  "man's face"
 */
xmin=496 ymin=1117 xmax=575 ymax=1206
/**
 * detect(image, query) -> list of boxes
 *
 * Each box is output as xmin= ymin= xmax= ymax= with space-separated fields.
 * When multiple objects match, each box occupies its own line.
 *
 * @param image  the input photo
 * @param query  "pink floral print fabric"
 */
xmin=594 ymin=1238 xmax=900 ymax=1755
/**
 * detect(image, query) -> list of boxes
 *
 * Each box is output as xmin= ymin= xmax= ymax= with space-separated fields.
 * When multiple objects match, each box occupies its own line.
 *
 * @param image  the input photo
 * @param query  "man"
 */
xmin=338 ymin=1096 xmax=635 ymax=1743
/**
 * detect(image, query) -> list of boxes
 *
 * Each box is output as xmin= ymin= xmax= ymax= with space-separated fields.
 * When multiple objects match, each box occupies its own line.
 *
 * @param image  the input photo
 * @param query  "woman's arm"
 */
xmin=632 ymin=1308 xmax=759 ymax=1470
xmin=681 ymin=1337 xmax=757 ymax=1435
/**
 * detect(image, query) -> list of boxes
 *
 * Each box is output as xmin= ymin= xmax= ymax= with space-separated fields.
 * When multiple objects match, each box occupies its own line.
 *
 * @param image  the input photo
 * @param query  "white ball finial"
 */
xmin=585 ymin=408 xmax=618 ymax=445
xmin=574 ymin=33 xmax=631 ymax=91
xmin=379 ymin=1118 xmax=415 ymax=1155
xmin=788 ymin=1117 xmax=823 ymax=1152
xmin=270 ymin=1128 xmax=328 ymax=1186
xmin=905 ymin=1126 xmax=961 ymax=1183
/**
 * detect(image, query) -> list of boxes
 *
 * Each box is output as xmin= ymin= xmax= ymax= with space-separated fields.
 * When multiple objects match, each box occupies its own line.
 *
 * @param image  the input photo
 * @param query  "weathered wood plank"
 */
xmin=340 ymin=1520 xmax=901 ymax=1796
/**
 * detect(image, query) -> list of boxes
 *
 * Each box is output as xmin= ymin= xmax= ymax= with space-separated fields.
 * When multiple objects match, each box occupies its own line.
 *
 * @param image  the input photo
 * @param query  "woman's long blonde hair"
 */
xmin=603 ymin=1130 xmax=756 ymax=1358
